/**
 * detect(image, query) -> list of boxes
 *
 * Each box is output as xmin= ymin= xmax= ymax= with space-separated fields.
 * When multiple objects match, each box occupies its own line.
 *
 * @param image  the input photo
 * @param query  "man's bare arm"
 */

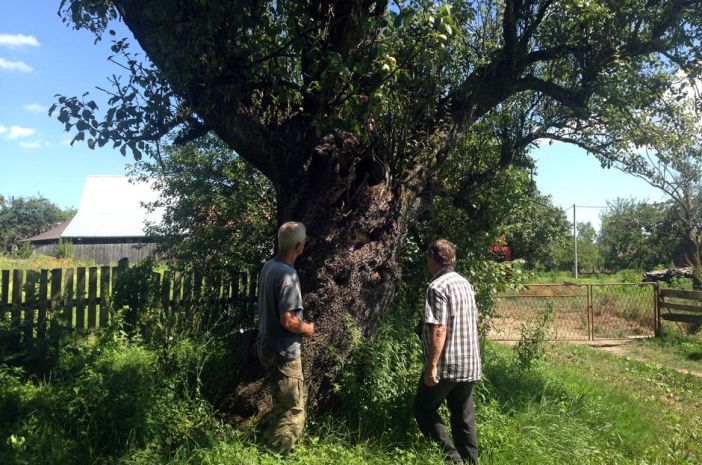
xmin=280 ymin=310 xmax=315 ymax=336
xmin=424 ymin=323 xmax=447 ymax=386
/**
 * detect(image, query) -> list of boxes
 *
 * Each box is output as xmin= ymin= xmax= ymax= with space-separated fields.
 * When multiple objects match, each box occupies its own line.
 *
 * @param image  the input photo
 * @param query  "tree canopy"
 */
xmin=55 ymin=0 xmax=702 ymax=409
xmin=0 ymin=196 xmax=74 ymax=255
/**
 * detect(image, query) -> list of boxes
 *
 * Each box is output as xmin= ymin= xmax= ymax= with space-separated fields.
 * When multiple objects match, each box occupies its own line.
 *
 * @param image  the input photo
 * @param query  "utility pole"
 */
xmin=573 ymin=203 xmax=578 ymax=279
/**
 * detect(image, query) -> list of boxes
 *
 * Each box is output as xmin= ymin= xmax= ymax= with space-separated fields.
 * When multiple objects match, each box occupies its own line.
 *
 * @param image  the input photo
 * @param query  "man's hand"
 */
xmin=423 ymin=364 xmax=439 ymax=387
xmin=302 ymin=321 xmax=315 ymax=337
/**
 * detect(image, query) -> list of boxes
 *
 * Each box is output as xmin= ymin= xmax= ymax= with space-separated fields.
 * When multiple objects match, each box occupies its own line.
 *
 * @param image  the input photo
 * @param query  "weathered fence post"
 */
xmin=11 ymin=270 xmax=24 ymax=349
xmin=654 ymin=282 xmax=661 ymax=337
xmin=24 ymin=271 xmax=39 ymax=342
xmin=1 ymin=270 xmax=9 ymax=321
xmin=87 ymin=267 xmax=98 ymax=331
xmin=62 ymin=268 xmax=73 ymax=328
xmin=100 ymin=266 xmax=110 ymax=328
xmin=38 ymin=270 xmax=49 ymax=340
xmin=75 ymin=267 xmax=86 ymax=335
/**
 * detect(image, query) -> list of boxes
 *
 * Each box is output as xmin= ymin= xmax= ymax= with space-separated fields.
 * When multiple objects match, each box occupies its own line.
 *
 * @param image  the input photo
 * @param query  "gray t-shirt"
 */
xmin=257 ymin=258 xmax=304 ymax=360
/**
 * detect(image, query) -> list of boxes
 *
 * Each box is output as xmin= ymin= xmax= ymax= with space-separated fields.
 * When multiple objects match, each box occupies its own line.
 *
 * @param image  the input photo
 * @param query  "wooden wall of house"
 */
xmin=32 ymin=242 xmax=158 ymax=265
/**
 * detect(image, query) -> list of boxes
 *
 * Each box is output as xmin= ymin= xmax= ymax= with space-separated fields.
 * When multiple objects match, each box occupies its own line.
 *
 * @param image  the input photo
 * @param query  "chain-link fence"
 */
xmin=487 ymin=283 xmax=657 ymax=341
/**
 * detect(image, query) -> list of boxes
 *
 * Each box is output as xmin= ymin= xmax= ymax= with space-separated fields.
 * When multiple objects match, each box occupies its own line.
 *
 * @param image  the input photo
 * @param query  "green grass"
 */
xmin=617 ymin=325 xmax=702 ymax=374
xmin=545 ymin=342 xmax=702 ymax=464
xmin=2 ymin=334 xmax=702 ymax=465
xmin=0 ymin=255 xmax=97 ymax=271
xmin=528 ymin=269 xmax=646 ymax=284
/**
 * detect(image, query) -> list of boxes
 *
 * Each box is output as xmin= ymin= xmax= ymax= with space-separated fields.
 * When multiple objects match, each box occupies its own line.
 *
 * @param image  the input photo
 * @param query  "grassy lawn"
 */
xmin=0 ymin=255 xmax=97 ymax=271
xmin=114 ymin=342 xmax=702 ymax=465
xmin=545 ymin=342 xmax=702 ymax=464
xmin=3 ymin=335 xmax=702 ymax=465
xmin=609 ymin=328 xmax=702 ymax=375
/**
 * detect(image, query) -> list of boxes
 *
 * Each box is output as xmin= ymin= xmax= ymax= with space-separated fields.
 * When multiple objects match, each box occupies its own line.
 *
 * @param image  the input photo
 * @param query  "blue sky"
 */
xmin=0 ymin=1 xmax=665 ymax=230
xmin=0 ymin=0 xmax=135 ymax=211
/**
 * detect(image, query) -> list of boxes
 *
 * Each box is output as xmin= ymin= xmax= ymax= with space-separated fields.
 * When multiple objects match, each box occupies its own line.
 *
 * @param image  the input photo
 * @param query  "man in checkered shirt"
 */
xmin=414 ymin=239 xmax=481 ymax=464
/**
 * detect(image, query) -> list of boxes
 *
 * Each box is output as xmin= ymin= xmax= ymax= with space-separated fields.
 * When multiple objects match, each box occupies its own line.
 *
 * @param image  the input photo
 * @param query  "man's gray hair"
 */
xmin=278 ymin=221 xmax=307 ymax=250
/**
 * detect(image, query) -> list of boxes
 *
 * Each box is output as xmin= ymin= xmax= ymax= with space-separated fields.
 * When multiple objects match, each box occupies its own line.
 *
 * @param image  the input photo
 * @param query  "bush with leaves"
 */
xmin=133 ymin=135 xmax=275 ymax=284
xmin=0 ymin=314 xmax=227 ymax=465
xmin=111 ymin=258 xmax=161 ymax=337
xmin=514 ymin=304 xmax=555 ymax=370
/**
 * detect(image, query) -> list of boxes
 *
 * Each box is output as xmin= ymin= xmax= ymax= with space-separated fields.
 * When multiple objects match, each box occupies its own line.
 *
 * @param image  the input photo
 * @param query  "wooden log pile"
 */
xmin=643 ymin=267 xmax=695 ymax=282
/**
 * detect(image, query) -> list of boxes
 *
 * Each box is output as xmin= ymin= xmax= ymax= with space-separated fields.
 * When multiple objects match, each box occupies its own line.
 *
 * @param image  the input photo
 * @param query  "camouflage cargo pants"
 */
xmin=257 ymin=341 xmax=307 ymax=453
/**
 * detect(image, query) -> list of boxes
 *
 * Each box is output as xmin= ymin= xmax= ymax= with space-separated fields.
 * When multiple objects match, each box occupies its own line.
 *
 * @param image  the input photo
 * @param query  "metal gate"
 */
xmin=487 ymin=283 xmax=657 ymax=341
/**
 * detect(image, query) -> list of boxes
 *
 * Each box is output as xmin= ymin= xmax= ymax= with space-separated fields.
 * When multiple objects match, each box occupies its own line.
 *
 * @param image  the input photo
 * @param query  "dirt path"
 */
xmin=586 ymin=340 xmax=702 ymax=378
xmin=497 ymin=339 xmax=702 ymax=378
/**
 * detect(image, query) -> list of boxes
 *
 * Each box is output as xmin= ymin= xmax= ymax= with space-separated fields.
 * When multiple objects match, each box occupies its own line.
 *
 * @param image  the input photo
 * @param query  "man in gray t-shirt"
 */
xmin=258 ymin=259 xmax=305 ymax=359
xmin=256 ymin=221 xmax=315 ymax=453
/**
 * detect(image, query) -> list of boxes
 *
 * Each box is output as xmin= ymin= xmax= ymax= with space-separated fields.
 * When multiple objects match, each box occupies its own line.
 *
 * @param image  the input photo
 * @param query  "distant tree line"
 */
xmin=508 ymin=196 xmax=693 ymax=273
xmin=0 ymin=195 xmax=75 ymax=257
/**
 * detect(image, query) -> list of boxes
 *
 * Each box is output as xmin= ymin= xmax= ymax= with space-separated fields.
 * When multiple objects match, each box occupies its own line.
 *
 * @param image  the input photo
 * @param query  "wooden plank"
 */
xmin=180 ymin=273 xmax=191 ymax=327
xmin=51 ymin=268 xmax=63 ymax=314
xmin=659 ymin=301 xmax=702 ymax=314
xmin=24 ymin=271 xmax=39 ymax=341
xmin=62 ymin=268 xmax=74 ymax=326
xmin=75 ymin=267 xmax=86 ymax=333
xmin=240 ymin=272 xmax=248 ymax=308
xmin=193 ymin=271 xmax=203 ymax=303
xmin=182 ymin=273 xmax=192 ymax=306
xmin=210 ymin=274 xmax=222 ymax=314
xmin=151 ymin=271 xmax=161 ymax=300
xmin=111 ymin=257 xmax=129 ymax=293
xmin=111 ymin=265 xmax=120 ymax=292
xmin=659 ymin=288 xmax=702 ymax=300
xmin=11 ymin=269 xmax=23 ymax=348
xmin=162 ymin=271 xmax=172 ymax=313
xmin=231 ymin=272 xmax=240 ymax=305
xmin=173 ymin=271 xmax=183 ymax=311
xmin=661 ymin=313 xmax=702 ymax=324
xmin=87 ymin=267 xmax=98 ymax=330
xmin=100 ymin=266 xmax=110 ymax=328
xmin=1 ymin=270 xmax=9 ymax=313
xmin=38 ymin=270 xmax=48 ymax=340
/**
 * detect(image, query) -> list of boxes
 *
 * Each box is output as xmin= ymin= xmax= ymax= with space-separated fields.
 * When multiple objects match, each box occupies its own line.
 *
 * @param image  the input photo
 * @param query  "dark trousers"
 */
xmin=414 ymin=379 xmax=478 ymax=464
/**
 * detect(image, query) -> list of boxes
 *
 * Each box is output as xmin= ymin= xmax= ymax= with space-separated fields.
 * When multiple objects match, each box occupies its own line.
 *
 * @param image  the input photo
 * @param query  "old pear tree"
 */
xmin=54 ymin=0 xmax=702 ymax=409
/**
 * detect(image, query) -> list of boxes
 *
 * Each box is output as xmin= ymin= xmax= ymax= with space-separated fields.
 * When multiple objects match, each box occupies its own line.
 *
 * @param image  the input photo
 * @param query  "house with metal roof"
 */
xmin=24 ymin=175 xmax=163 ymax=264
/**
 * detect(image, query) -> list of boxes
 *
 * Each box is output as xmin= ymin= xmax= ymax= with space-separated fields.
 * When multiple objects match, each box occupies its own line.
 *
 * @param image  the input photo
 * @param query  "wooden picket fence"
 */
xmin=0 ymin=258 xmax=258 ymax=344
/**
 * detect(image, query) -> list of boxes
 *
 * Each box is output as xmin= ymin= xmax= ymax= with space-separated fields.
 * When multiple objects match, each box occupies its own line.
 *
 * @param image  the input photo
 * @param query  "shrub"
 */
xmin=514 ymin=303 xmax=554 ymax=370
xmin=0 ymin=329 xmax=219 ymax=465
xmin=112 ymin=258 xmax=160 ymax=336
xmin=14 ymin=242 xmax=33 ymax=259
xmin=337 ymin=314 xmax=423 ymax=440
xmin=55 ymin=239 xmax=73 ymax=259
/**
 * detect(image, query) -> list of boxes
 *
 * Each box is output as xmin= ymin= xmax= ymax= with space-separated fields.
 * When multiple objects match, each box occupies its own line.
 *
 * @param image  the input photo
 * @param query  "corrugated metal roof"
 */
xmin=62 ymin=175 xmax=163 ymax=238
xmin=23 ymin=218 xmax=73 ymax=242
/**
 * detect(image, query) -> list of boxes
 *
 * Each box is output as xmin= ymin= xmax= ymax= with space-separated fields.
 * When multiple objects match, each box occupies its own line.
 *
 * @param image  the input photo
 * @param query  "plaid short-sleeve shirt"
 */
xmin=422 ymin=267 xmax=481 ymax=382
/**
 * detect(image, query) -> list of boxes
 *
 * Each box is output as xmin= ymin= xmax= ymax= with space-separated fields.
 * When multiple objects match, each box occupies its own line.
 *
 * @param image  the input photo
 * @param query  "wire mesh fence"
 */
xmin=591 ymin=284 xmax=657 ymax=339
xmin=487 ymin=283 xmax=657 ymax=341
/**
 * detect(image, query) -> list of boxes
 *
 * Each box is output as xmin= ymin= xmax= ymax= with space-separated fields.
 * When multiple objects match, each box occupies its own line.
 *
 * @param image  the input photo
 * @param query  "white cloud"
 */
xmin=0 ymin=57 xmax=33 ymax=72
xmin=23 ymin=103 xmax=48 ymax=113
xmin=19 ymin=140 xmax=50 ymax=149
xmin=6 ymin=126 xmax=36 ymax=140
xmin=0 ymin=125 xmax=7 ymax=135
xmin=0 ymin=34 xmax=40 ymax=49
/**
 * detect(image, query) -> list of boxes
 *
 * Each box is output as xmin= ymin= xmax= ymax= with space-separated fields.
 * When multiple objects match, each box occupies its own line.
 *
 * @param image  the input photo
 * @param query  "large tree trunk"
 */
xmin=223 ymin=133 xmax=425 ymax=420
